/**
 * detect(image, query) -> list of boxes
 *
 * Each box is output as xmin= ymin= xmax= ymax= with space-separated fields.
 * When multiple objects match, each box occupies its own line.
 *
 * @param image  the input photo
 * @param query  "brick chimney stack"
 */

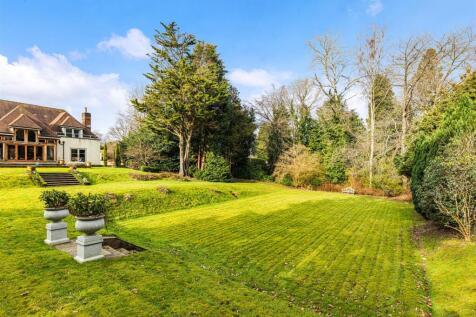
xmin=82 ymin=107 xmax=91 ymax=129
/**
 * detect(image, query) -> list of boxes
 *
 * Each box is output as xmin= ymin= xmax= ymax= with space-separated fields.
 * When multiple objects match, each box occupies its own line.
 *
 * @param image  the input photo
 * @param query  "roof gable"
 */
xmin=0 ymin=99 xmax=98 ymax=139
xmin=9 ymin=113 xmax=41 ymax=129
xmin=58 ymin=115 xmax=84 ymax=128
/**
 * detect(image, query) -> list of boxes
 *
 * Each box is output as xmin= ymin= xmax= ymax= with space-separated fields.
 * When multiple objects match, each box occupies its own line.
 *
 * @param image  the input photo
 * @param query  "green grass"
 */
xmin=418 ymin=228 xmax=476 ymax=317
xmin=0 ymin=167 xmax=472 ymax=316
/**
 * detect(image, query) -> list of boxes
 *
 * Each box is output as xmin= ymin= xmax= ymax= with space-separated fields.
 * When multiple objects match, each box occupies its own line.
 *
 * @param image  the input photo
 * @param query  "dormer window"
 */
xmin=64 ymin=128 xmax=83 ymax=138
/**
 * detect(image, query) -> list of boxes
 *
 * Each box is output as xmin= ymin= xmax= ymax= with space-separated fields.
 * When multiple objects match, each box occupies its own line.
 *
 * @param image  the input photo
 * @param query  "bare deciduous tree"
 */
xmin=392 ymin=36 xmax=430 ymax=155
xmin=394 ymin=27 xmax=474 ymax=155
xmin=357 ymin=27 xmax=389 ymax=188
xmin=107 ymin=106 xmax=143 ymax=141
xmin=433 ymin=27 xmax=475 ymax=100
xmin=308 ymin=35 xmax=358 ymax=105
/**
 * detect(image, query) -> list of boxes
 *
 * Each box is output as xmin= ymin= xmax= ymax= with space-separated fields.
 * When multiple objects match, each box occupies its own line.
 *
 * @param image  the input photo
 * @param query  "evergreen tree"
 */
xmin=308 ymin=95 xmax=363 ymax=183
xmin=114 ymin=143 xmax=122 ymax=167
xmin=133 ymin=22 xmax=229 ymax=176
xmin=102 ymin=143 xmax=108 ymax=166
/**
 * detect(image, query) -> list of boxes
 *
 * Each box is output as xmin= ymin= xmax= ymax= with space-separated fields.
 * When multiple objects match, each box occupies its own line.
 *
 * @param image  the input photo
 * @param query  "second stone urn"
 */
xmin=74 ymin=215 xmax=105 ymax=263
xmin=68 ymin=192 xmax=108 ymax=263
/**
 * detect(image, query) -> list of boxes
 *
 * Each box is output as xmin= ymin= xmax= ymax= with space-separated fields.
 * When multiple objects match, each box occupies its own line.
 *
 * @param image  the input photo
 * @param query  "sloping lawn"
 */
xmin=0 ymin=167 xmax=470 ymax=316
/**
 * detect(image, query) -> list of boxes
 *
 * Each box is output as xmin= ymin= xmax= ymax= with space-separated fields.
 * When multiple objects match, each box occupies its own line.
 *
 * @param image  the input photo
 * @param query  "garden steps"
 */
xmin=39 ymin=172 xmax=81 ymax=186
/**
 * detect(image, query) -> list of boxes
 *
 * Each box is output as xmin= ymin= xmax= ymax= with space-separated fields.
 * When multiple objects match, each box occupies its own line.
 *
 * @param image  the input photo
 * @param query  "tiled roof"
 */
xmin=9 ymin=113 xmax=42 ymax=129
xmin=0 ymin=99 xmax=97 ymax=139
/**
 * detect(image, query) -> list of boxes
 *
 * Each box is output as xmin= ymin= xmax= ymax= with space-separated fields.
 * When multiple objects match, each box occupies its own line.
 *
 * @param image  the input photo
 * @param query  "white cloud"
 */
xmin=0 ymin=46 xmax=130 ymax=134
xmin=366 ymin=0 xmax=383 ymax=17
xmin=97 ymin=28 xmax=151 ymax=59
xmin=68 ymin=50 xmax=87 ymax=61
xmin=228 ymin=68 xmax=293 ymax=102
xmin=228 ymin=68 xmax=292 ymax=88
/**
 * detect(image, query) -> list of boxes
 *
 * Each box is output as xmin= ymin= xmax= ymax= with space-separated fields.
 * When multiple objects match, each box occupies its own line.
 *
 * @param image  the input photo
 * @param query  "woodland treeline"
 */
xmin=107 ymin=23 xmax=475 ymax=239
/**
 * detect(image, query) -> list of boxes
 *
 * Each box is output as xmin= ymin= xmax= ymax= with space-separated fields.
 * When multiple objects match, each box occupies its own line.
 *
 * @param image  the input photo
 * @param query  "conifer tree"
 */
xmin=133 ymin=22 xmax=229 ymax=176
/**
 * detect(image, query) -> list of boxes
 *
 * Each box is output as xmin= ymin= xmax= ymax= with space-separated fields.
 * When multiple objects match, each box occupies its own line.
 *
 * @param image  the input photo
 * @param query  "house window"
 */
xmin=36 ymin=146 xmax=44 ymax=160
xmin=27 ymin=146 xmax=35 ymax=160
xmin=18 ymin=145 xmax=25 ymax=160
xmin=0 ymin=143 xmax=3 ymax=160
xmin=46 ymin=146 xmax=55 ymax=161
xmin=28 ymin=130 xmax=37 ymax=143
xmin=8 ymin=145 xmax=15 ymax=160
xmin=71 ymin=148 xmax=86 ymax=162
xmin=66 ymin=128 xmax=73 ymax=137
xmin=15 ymin=129 xmax=24 ymax=141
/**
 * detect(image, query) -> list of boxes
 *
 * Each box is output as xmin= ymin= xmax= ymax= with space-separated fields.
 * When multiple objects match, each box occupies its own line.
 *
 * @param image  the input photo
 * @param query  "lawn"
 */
xmin=0 ymin=167 xmax=473 ymax=316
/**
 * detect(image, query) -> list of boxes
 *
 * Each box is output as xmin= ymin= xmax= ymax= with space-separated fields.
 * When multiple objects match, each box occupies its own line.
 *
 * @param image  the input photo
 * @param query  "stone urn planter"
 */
xmin=68 ymin=193 xmax=108 ymax=263
xmin=40 ymin=190 xmax=70 ymax=245
xmin=74 ymin=215 xmax=105 ymax=263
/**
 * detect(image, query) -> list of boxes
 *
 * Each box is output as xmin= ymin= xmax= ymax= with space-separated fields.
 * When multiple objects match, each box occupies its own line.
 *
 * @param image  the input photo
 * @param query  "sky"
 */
xmin=0 ymin=0 xmax=475 ymax=134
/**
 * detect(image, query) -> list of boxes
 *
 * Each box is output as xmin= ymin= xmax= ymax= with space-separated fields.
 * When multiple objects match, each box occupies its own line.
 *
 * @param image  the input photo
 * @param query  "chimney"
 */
xmin=82 ymin=107 xmax=91 ymax=129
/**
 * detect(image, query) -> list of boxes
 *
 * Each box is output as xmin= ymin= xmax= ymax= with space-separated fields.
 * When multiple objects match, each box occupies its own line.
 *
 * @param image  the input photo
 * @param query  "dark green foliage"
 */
xmin=280 ymin=174 xmax=293 ymax=186
xmin=39 ymin=190 xmax=69 ymax=208
xmin=114 ymin=143 xmax=122 ymax=167
xmin=308 ymin=96 xmax=363 ymax=184
xmin=194 ymin=153 xmax=231 ymax=182
xmin=373 ymin=74 xmax=396 ymax=121
xmin=195 ymin=86 xmax=256 ymax=177
xmin=406 ymin=72 xmax=476 ymax=221
xmin=67 ymin=193 xmax=108 ymax=217
xmin=102 ymin=143 xmax=108 ymax=166
xmin=322 ymin=153 xmax=347 ymax=184
xmin=233 ymin=158 xmax=268 ymax=180
xmin=140 ymin=161 xmax=179 ymax=173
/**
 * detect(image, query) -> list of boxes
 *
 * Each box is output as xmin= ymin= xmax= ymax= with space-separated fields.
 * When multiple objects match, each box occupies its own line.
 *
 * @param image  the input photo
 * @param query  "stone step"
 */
xmin=39 ymin=172 xmax=81 ymax=186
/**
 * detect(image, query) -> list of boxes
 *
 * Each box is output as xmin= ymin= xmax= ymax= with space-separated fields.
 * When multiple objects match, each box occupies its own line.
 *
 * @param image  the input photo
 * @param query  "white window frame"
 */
xmin=71 ymin=148 xmax=87 ymax=162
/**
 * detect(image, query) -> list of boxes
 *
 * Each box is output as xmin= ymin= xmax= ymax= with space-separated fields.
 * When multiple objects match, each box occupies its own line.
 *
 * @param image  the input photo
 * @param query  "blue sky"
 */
xmin=0 ymin=0 xmax=475 ymax=133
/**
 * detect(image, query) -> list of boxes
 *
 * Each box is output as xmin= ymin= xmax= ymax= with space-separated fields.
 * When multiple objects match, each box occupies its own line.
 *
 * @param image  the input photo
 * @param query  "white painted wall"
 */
xmin=58 ymin=137 xmax=101 ymax=165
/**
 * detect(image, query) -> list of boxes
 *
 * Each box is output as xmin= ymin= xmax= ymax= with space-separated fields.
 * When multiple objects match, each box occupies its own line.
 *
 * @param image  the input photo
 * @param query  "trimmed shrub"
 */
xmin=68 ymin=193 xmax=108 ymax=217
xmin=40 ymin=190 xmax=69 ymax=208
xmin=194 ymin=153 xmax=231 ymax=182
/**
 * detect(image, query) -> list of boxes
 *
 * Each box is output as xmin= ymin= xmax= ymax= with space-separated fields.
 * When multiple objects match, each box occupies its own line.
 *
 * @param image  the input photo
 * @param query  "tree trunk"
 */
xmin=178 ymin=135 xmax=185 ymax=177
xmin=400 ymin=109 xmax=407 ymax=155
xmin=183 ymin=132 xmax=193 ymax=176
xmin=369 ymin=97 xmax=375 ymax=189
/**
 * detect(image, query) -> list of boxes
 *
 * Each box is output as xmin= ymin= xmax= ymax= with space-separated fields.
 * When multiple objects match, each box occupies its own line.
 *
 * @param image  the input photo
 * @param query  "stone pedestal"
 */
xmin=44 ymin=222 xmax=69 ymax=245
xmin=74 ymin=235 xmax=104 ymax=263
